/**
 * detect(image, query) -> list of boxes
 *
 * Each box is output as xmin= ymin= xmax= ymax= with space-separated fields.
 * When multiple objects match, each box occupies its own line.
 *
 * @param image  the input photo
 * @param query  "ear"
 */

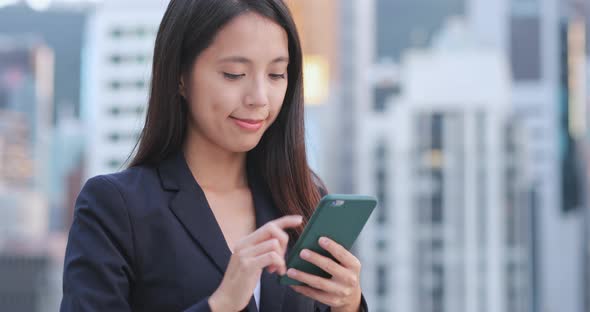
xmin=179 ymin=76 xmax=186 ymax=98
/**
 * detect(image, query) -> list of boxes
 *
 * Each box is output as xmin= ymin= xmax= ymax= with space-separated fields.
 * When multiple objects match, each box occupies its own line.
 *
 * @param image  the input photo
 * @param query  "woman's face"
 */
xmin=182 ymin=12 xmax=290 ymax=153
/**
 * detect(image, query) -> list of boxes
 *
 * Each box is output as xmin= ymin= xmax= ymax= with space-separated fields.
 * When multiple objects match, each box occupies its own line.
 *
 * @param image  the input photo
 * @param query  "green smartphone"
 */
xmin=279 ymin=194 xmax=377 ymax=285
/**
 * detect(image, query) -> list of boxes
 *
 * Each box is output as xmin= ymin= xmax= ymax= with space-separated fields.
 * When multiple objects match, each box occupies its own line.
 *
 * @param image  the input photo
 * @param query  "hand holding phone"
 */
xmin=280 ymin=194 xmax=377 ymax=286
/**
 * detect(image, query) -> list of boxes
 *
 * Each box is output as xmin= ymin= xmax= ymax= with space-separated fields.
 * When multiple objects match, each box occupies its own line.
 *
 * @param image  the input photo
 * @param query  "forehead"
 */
xmin=203 ymin=12 xmax=289 ymax=63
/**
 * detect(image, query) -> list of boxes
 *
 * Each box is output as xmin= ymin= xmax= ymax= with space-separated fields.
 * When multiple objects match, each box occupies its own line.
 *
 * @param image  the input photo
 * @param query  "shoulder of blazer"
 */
xmin=90 ymin=165 xmax=161 ymax=196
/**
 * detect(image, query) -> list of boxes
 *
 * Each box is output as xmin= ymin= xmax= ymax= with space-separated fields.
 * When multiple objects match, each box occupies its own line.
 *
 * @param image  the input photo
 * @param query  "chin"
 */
xmin=226 ymin=138 xmax=262 ymax=153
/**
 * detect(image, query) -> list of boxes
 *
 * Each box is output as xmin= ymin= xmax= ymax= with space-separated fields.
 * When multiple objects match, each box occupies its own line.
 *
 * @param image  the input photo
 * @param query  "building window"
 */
xmin=135 ymin=106 xmax=145 ymax=115
xmin=110 ymin=81 xmax=121 ymax=90
xmin=108 ymin=133 xmax=120 ymax=142
xmin=376 ymin=238 xmax=387 ymax=251
xmin=110 ymin=28 xmax=123 ymax=38
xmin=373 ymin=84 xmax=400 ymax=112
xmin=477 ymin=113 xmax=487 ymax=247
xmin=431 ymin=114 xmax=443 ymax=150
xmin=136 ymin=54 xmax=148 ymax=64
xmin=110 ymin=107 xmax=121 ymax=116
xmin=376 ymin=265 xmax=387 ymax=296
xmin=430 ymin=114 xmax=444 ymax=224
xmin=109 ymin=27 xmax=156 ymax=39
xmin=106 ymin=132 xmax=140 ymax=142
xmin=109 ymin=54 xmax=151 ymax=65
xmin=431 ymin=171 xmax=443 ymax=223
xmin=136 ymin=27 xmax=147 ymax=37
xmin=375 ymin=140 xmax=388 ymax=224
xmin=431 ymin=238 xmax=443 ymax=250
xmin=108 ymin=159 xmax=122 ymax=169
xmin=108 ymin=106 xmax=146 ymax=116
xmin=510 ymin=16 xmax=541 ymax=81
xmin=110 ymin=54 xmax=122 ymax=64
xmin=108 ymin=80 xmax=148 ymax=91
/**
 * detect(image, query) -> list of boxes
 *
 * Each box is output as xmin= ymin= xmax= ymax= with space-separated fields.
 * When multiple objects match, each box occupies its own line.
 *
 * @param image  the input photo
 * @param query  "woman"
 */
xmin=61 ymin=1 xmax=368 ymax=311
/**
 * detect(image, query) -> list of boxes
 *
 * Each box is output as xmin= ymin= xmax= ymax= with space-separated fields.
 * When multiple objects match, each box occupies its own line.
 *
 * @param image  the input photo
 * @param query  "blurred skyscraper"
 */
xmin=357 ymin=19 xmax=533 ymax=312
xmin=467 ymin=0 xmax=589 ymax=309
xmin=0 ymin=36 xmax=57 ymax=312
xmin=50 ymin=115 xmax=84 ymax=231
xmin=0 ymin=5 xmax=86 ymax=124
xmin=494 ymin=0 xmax=586 ymax=311
xmin=82 ymin=0 xmax=166 ymax=178
xmin=585 ymin=133 xmax=590 ymax=312
xmin=580 ymin=2 xmax=590 ymax=311
xmin=375 ymin=0 xmax=464 ymax=62
xmin=309 ymin=0 xmax=365 ymax=193
xmin=0 ymin=253 xmax=50 ymax=312
xmin=288 ymin=0 xmax=338 ymax=179
xmin=0 ymin=233 xmax=66 ymax=312
xmin=0 ymin=39 xmax=53 ymax=239
xmin=0 ymin=4 xmax=89 ymax=233
xmin=357 ymin=0 xmax=585 ymax=311
xmin=0 ymin=39 xmax=53 ymax=189
xmin=292 ymin=0 xmax=376 ymax=193
xmin=354 ymin=0 xmax=589 ymax=311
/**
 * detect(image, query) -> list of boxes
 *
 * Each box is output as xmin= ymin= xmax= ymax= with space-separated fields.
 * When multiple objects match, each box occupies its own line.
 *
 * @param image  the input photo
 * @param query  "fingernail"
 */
xmin=287 ymin=268 xmax=297 ymax=276
xmin=319 ymin=237 xmax=328 ymax=246
xmin=300 ymin=249 xmax=310 ymax=258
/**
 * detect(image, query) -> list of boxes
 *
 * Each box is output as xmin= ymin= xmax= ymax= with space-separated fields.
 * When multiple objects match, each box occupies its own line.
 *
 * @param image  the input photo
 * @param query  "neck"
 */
xmin=182 ymin=130 xmax=248 ymax=192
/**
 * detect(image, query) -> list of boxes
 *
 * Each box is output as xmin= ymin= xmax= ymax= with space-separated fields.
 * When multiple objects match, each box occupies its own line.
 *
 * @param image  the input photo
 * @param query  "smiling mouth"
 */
xmin=230 ymin=116 xmax=265 ymax=123
xmin=230 ymin=116 xmax=265 ymax=131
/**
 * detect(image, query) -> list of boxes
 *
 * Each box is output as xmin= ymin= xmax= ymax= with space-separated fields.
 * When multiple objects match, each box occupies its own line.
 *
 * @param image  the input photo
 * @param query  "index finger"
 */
xmin=271 ymin=215 xmax=304 ymax=229
xmin=239 ymin=215 xmax=302 ymax=250
xmin=318 ymin=237 xmax=361 ymax=271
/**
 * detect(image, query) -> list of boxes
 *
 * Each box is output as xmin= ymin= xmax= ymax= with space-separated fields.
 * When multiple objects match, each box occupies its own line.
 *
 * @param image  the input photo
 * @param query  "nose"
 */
xmin=244 ymin=76 xmax=270 ymax=107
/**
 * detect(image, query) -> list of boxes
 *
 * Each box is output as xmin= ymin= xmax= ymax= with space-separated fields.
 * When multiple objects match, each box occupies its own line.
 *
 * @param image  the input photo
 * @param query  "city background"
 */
xmin=0 ymin=0 xmax=588 ymax=311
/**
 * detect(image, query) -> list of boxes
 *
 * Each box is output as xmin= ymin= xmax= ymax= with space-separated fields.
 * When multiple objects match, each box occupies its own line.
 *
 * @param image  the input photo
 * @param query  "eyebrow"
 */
xmin=218 ymin=56 xmax=289 ymax=64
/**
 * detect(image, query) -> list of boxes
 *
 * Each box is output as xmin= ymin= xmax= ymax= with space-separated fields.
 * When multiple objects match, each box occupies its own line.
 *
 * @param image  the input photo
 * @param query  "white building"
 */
xmin=357 ymin=20 xmax=533 ymax=312
xmin=82 ymin=0 xmax=166 ymax=179
xmin=354 ymin=0 xmax=586 ymax=310
xmin=469 ymin=0 xmax=586 ymax=311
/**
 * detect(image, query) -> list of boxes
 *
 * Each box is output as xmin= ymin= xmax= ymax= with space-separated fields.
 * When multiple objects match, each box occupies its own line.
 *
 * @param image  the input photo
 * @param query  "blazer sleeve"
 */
xmin=60 ymin=176 xmax=214 ymax=312
xmin=314 ymin=292 xmax=369 ymax=312
xmin=60 ymin=176 xmax=137 ymax=311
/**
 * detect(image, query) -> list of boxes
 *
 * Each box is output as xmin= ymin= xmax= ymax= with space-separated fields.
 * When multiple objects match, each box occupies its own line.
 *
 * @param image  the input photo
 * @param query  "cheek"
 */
xmin=190 ymin=80 xmax=237 ymax=119
xmin=269 ymin=86 xmax=287 ymax=119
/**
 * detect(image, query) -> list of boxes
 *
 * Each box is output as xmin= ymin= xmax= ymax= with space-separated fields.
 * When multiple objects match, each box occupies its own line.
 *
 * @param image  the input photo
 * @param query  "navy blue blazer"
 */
xmin=60 ymin=152 xmax=368 ymax=312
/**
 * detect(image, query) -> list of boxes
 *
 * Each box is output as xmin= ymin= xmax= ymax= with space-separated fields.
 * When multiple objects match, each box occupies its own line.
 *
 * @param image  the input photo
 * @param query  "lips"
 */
xmin=230 ymin=116 xmax=264 ymax=131
xmin=230 ymin=117 xmax=264 ymax=123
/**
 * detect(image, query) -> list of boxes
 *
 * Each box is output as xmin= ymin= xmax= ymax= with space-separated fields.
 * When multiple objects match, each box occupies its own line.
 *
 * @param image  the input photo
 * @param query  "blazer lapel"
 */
xmin=158 ymin=152 xmax=232 ymax=275
xmin=158 ymin=152 xmax=286 ymax=312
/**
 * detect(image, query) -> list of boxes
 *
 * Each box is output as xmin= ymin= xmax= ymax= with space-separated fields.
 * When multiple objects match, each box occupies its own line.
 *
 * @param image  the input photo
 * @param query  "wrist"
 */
xmin=332 ymin=307 xmax=360 ymax=312
xmin=333 ymin=292 xmax=362 ymax=312
xmin=332 ymin=304 xmax=361 ymax=312
xmin=208 ymin=290 xmax=233 ymax=312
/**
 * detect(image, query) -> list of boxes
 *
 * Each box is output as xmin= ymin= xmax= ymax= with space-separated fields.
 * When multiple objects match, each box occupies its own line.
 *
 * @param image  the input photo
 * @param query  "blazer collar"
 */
xmin=157 ymin=151 xmax=287 ymax=312
xmin=157 ymin=151 xmax=231 ymax=275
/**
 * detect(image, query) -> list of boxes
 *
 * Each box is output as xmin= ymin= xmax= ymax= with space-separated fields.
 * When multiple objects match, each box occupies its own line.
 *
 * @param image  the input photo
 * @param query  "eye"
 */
xmin=223 ymin=72 xmax=245 ymax=80
xmin=269 ymin=73 xmax=287 ymax=80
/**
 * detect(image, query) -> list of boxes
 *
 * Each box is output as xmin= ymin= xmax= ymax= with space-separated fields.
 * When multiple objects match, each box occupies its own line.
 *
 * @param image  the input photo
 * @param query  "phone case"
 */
xmin=279 ymin=194 xmax=377 ymax=285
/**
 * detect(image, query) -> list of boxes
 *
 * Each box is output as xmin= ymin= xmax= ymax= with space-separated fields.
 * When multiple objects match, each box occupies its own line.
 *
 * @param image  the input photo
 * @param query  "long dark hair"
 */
xmin=128 ymin=0 xmax=325 ymax=236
